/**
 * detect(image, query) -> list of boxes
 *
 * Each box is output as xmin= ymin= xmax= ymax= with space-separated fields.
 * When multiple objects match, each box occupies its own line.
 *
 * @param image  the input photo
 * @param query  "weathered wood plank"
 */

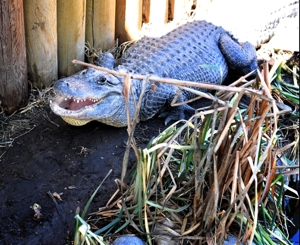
xmin=115 ymin=0 xmax=143 ymax=44
xmin=57 ymin=0 xmax=86 ymax=77
xmin=142 ymin=0 xmax=150 ymax=23
xmin=24 ymin=0 xmax=57 ymax=88
xmin=151 ymin=0 xmax=168 ymax=25
xmin=0 ymin=0 xmax=28 ymax=114
xmin=86 ymin=0 xmax=116 ymax=51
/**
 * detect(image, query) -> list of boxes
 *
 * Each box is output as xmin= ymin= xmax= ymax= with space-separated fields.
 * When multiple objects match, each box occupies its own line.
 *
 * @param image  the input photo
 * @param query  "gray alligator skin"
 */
xmin=50 ymin=20 xmax=257 ymax=127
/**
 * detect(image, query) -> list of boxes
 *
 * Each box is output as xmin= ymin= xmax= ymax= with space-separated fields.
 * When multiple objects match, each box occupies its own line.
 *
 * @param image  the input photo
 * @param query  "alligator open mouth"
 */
xmin=56 ymin=97 xmax=103 ymax=111
xmin=50 ymin=96 xmax=104 ymax=126
xmin=50 ymin=92 xmax=124 ymax=126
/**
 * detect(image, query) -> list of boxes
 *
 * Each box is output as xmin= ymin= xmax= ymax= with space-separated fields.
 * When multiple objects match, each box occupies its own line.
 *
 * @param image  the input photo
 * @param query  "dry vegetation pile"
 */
xmin=0 ymin=85 xmax=55 ymax=157
xmin=70 ymin=57 xmax=299 ymax=245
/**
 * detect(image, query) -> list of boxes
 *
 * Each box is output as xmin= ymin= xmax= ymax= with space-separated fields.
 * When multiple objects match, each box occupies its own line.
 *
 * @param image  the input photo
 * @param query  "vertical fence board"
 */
xmin=0 ymin=0 xmax=28 ymax=114
xmin=86 ymin=0 xmax=116 ymax=51
xmin=149 ymin=0 xmax=168 ymax=25
xmin=57 ymin=0 xmax=86 ymax=77
xmin=24 ymin=0 xmax=57 ymax=88
xmin=142 ymin=0 xmax=150 ymax=23
xmin=115 ymin=0 xmax=142 ymax=44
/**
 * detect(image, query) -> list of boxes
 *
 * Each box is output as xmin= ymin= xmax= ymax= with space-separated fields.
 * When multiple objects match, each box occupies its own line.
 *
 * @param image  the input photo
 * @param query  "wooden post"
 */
xmin=23 ymin=0 xmax=57 ymax=88
xmin=0 ymin=0 xmax=28 ymax=114
xmin=150 ymin=0 xmax=168 ymax=25
xmin=142 ymin=0 xmax=150 ymax=23
xmin=86 ymin=0 xmax=116 ymax=51
xmin=57 ymin=0 xmax=86 ymax=77
xmin=115 ymin=0 xmax=143 ymax=44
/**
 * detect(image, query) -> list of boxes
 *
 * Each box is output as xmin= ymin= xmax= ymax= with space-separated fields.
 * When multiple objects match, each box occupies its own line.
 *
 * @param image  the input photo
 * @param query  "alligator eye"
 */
xmin=97 ymin=77 xmax=107 ymax=85
xmin=80 ymin=70 xmax=87 ymax=75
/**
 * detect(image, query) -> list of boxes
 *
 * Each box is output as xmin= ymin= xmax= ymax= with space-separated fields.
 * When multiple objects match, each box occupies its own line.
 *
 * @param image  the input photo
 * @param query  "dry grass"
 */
xmin=72 ymin=60 xmax=299 ymax=245
xmin=0 ymin=84 xmax=56 ymax=156
xmin=85 ymin=40 xmax=136 ymax=65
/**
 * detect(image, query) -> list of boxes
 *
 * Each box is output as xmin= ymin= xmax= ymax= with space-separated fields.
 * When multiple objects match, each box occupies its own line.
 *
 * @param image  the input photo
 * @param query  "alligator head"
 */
xmin=50 ymin=68 xmax=131 ymax=127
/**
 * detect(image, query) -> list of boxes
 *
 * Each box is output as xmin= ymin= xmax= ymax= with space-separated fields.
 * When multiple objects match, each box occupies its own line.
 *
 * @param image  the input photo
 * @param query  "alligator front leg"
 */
xmin=159 ymin=103 xmax=195 ymax=125
xmin=140 ymin=82 xmax=195 ymax=125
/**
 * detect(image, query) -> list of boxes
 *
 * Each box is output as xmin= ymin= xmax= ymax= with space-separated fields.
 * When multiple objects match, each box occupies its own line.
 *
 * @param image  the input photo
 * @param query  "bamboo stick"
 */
xmin=72 ymin=59 xmax=264 ymax=96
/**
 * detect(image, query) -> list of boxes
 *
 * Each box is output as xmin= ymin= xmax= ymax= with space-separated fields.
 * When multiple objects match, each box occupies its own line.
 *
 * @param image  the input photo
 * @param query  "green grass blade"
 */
xmin=94 ymin=207 xmax=123 ymax=235
xmin=146 ymin=200 xmax=190 ymax=212
xmin=81 ymin=169 xmax=113 ymax=219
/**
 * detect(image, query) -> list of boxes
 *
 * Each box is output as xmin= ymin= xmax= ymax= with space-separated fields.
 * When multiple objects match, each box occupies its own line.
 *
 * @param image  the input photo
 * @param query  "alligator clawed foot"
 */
xmin=158 ymin=111 xmax=182 ymax=125
xmin=159 ymin=104 xmax=194 ymax=125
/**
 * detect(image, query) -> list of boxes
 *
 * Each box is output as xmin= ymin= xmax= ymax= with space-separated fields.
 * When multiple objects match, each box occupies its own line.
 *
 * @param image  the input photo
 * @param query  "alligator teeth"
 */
xmin=59 ymin=97 xmax=103 ymax=106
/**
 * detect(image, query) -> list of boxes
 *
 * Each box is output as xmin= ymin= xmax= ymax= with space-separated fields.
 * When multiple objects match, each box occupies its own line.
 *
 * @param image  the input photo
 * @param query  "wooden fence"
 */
xmin=0 ymin=0 xmax=210 ymax=114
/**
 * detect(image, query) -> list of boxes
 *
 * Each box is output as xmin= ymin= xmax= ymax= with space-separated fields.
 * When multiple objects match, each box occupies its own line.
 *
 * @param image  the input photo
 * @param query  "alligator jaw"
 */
xmin=50 ymin=95 xmax=106 ymax=126
xmin=60 ymin=116 xmax=92 ymax=126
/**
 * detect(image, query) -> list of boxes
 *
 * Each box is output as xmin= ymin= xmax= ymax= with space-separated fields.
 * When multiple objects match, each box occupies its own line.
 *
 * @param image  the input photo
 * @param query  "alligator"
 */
xmin=50 ymin=20 xmax=257 ymax=127
xmin=50 ymin=1 xmax=299 ymax=127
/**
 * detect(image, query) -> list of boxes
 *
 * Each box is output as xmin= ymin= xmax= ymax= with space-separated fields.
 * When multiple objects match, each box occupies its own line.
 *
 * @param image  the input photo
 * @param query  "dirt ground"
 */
xmin=0 ymin=104 xmax=172 ymax=245
xmin=0 ymin=54 xmax=299 ymax=245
